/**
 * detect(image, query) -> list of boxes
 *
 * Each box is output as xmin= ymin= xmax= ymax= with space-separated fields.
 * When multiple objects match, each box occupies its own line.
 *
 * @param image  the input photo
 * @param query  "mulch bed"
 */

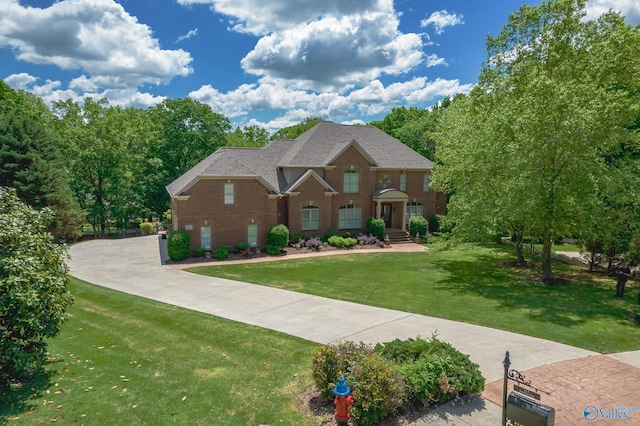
xmin=166 ymin=243 xmax=389 ymax=265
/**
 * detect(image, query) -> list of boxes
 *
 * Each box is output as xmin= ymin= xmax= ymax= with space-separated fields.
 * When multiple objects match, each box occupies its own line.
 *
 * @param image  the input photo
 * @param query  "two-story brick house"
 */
xmin=166 ymin=121 xmax=446 ymax=251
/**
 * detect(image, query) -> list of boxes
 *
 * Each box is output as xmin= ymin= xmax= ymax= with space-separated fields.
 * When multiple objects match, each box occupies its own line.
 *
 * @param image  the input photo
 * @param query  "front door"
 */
xmin=382 ymin=203 xmax=392 ymax=228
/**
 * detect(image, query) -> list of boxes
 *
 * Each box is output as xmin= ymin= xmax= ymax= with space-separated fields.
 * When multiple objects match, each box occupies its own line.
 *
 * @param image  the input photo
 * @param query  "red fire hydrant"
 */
xmin=333 ymin=376 xmax=354 ymax=425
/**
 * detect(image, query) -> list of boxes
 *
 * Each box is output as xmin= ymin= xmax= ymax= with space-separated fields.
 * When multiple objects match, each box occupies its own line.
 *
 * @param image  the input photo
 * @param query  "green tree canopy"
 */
xmin=271 ymin=117 xmax=322 ymax=140
xmin=432 ymin=0 xmax=640 ymax=282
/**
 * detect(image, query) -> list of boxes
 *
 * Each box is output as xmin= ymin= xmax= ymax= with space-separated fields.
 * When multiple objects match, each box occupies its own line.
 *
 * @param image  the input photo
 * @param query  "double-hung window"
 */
xmin=423 ymin=175 xmax=430 ymax=192
xmin=247 ymin=224 xmax=258 ymax=247
xmin=343 ymin=170 xmax=359 ymax=193
xmin=224 ymin=183 xmax=234 ymax=204
xmin=302 ymin=206 xmax=319 ymax=230
xmin=400 ymin=173 xmax=407 ymax=192
xmin=339 ymin=204 xmax=361 ymax=229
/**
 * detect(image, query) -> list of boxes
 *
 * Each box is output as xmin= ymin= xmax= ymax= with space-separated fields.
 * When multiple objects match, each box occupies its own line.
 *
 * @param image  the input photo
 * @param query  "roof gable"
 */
xmin=285 ymin=169 xmax=337 ymax=194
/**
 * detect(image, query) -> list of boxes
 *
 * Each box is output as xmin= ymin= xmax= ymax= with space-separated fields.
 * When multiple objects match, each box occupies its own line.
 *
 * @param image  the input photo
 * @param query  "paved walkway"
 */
xmin=68 ymin=236 xmax=640 ymax=425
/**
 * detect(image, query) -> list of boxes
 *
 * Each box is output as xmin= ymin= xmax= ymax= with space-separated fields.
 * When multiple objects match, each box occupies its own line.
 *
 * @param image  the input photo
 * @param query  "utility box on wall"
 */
xmin=506 ymin=392 xmax=555 ymax=425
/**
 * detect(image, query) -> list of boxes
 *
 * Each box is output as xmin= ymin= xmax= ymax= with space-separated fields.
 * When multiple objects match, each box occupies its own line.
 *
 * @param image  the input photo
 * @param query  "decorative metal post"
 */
xmin=502 ymin=351 xmax=511 ymax=426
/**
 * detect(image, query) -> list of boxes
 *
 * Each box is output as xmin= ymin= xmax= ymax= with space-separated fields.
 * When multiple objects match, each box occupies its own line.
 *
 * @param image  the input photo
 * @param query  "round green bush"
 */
xmin=409 ymin=215 xmax=429 ymax=238
xmin=267 ymin=224 xmax=289 ymax=249
xmin=167 ymin=230 xmax=190 ymax=261
xmin=214 ymin=246 xmax=231 ymax=260
xmin=139 ymin=221 xmax=155 ymax=235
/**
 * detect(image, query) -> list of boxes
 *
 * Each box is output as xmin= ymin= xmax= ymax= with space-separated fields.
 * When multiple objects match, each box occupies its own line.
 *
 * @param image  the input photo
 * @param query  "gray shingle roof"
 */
xmin=166 ymin=121 xmax=433 ymax=197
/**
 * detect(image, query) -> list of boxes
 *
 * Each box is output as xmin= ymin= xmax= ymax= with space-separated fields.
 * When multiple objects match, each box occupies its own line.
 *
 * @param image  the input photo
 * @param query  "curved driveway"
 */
xmin=68 ymin=236 xmax=640 ymax=425
xmin=69 ymin=235 xmax=596 ymax=380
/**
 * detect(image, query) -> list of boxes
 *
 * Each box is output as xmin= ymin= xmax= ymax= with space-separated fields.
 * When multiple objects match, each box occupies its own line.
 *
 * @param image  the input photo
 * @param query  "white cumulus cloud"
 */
xmin=421 ymin=10 xmax=464 ymax=34
xmin=585 ymin=0 xmax=640 ymax=24
xmin=0 ymin=0 xmax=193 ymax=91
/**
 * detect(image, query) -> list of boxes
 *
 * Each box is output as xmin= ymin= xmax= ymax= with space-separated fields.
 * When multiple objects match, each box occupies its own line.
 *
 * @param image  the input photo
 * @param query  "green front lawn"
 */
xmin=188 ymin=243 xmax=640 ymax=354
xmin=1 ymin=278 xmax=318 ymax=425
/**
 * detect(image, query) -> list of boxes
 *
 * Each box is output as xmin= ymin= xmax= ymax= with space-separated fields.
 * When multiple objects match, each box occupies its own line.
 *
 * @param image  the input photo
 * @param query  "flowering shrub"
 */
xmin=357 ymin=234 xmax=383 ymax=246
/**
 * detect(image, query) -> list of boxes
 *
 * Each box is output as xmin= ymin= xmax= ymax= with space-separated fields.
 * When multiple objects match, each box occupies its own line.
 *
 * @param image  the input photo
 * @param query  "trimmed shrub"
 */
xmin=328 ymin=236 xmax=358 ymax=248
xmin=214 ymin=246 xmax=231 ymax=260
xmin=139 ymin=221 xmax=155 ymax=235
xmin=236 ymin=241 xmax=250 ymax=252
xmin=348 ymin=353 xmax=404 ymax=425
xmin=267 ymin=224 xmax=289 ymax=249
xmin=265 ymin=244 xmax=282 ymax=255
xmin=311 ymin=341 xmax=375 ymax=399
xmin=193 ymin=247 xmax=206 ymax=257
xmin=366 ymin=217 xmax=386 ymax=240
xmin=375 ymin=335 xmax=485 ymax=404
xmin=409 ymin=215 xmax=429 ymax=238
xmin=167 ymin=230 xmax=190 ymax=261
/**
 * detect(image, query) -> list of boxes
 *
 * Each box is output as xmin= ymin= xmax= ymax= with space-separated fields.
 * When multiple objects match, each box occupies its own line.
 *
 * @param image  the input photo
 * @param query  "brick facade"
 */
xmin=167 ymin=121 xmax=447 ymax=252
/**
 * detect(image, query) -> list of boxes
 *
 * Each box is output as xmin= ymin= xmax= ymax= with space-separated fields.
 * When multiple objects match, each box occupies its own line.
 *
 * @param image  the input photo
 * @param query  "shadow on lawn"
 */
xmin=0 ymin=366 xmax=55 ymax=421
xmin=436 ymin=247 xmax=632 ymax=328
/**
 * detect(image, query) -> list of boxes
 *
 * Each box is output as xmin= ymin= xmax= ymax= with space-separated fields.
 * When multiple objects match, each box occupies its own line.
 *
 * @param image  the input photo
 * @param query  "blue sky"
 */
xmin=1 ymin=0 xmax=639 ymax=132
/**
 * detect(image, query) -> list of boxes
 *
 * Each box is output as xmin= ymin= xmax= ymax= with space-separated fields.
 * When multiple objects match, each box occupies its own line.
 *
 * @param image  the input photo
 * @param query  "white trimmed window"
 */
xmin=302 ymin=206 xmax=319 ymax=230
xmin=343 ymin=170 xmax=359 ymax=193
xmin=248 ymin=224 xmax=258 ymax=247
xmin=423 ymin=175 xmax=430 ymax=192
xmin=339 ymin=204 xmax=362 ymax=229
xmin=400 ymin=173 xmax=407 ymax=191
xmin=200 ymin=226 xmax=212 ymax=250
xmin=406 ymin=202 xmax=424 ymax=224
xmin=224 ymin=183 xmax=234 ymax=204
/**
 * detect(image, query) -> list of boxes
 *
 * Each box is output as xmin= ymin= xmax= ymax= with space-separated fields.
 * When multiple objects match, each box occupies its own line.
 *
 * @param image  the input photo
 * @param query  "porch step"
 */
xmin=385 ymin=229 xmax=414 ymax=245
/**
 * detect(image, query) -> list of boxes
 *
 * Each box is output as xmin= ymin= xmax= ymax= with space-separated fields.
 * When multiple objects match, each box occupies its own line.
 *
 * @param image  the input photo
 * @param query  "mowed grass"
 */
xmin=188 ymin=243 xmax=640 ymax=354
xmin=1 ymin=277 xmax=318 ymax=425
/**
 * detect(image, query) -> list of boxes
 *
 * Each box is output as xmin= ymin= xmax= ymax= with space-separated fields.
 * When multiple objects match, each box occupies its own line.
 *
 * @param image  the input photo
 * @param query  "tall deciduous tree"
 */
xmin=151 ymin=98 xmax=231 ymax=177
xmin=433 ymin=0 xmax=640 ymax=282
xmin=0 ymin=188 xmax=73 ymax=384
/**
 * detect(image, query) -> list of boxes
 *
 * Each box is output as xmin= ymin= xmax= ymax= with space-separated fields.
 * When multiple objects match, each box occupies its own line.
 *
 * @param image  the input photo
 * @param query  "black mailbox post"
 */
xmin=507 ymin=392 xmax=555 ymax=426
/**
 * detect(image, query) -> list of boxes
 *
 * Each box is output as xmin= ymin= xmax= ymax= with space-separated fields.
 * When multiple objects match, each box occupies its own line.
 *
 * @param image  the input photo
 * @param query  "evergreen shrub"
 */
xmin=214 ymin=246 xmax=231 ymax=260
xmin=366 ymin=217 xmax=386 ymax=240
xmin=409 ymin=215 xmax=428 ymax=238
xmin=267 ymin=224 xmax=289 ymax=249
xmin=167 ymin=230 xmax=190 ymax=261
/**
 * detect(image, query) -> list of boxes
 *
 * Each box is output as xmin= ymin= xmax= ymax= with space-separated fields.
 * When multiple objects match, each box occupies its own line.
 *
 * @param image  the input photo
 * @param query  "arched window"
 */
xmin=302 ymin=205 xmax=319 ymax=230
xmin=343 ymin=170 xmax=359 ymax=193
xmin=339 ymin=204 xmax=362 ymax=229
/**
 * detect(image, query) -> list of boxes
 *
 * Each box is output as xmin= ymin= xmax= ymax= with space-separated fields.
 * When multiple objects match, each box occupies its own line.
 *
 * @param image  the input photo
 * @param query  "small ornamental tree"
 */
xmin=167 ymin=230 xmax=190 ymax=261
xmin=0 ymin=187 xmax=73 ymax=384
